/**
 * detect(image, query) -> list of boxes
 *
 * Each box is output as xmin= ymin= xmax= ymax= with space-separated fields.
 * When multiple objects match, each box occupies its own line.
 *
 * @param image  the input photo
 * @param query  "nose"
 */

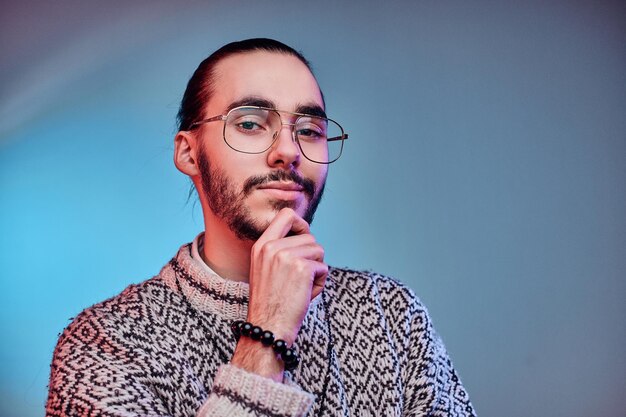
xmin=266 ymin=123 xmax=301 ymax=169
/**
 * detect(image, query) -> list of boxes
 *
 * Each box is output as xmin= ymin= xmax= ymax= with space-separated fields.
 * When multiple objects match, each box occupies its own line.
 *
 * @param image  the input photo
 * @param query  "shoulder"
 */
xmin=328 ymin=266 xmax=422 ymax=303
xmin=326 ymin=266 xmax=429 ymax=320
xmin=53 ymin=277 xmax=170 ymax=355
xmin=47 ymin=278 xmax=179 ymax=414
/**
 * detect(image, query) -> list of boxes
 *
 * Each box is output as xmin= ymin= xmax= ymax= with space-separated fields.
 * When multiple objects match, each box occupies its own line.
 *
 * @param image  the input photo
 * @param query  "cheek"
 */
xmin=312 ymin=166 xmax=328 ymax=187
xmin=207 ymin=146 xmax=256 ymax=184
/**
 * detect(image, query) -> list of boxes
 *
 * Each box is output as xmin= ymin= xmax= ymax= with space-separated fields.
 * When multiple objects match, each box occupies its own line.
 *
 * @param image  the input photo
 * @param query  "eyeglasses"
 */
xmin=188 ymin=106 xmax=348 ymax=164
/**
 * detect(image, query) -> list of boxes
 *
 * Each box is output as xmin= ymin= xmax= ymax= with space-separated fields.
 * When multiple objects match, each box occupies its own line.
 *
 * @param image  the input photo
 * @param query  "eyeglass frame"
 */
xmin=187 ymin=105 xmax=348 ymax=164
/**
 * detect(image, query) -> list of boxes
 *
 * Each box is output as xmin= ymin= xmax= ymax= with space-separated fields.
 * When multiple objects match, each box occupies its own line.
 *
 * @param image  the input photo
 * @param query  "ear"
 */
xmin=174 ymin=130 xmax=200 ymax=176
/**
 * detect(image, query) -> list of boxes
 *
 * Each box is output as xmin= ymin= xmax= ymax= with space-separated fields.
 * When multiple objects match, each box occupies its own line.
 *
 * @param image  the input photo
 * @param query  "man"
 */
xmin=46 ymin=38 xmax=475 ymax=416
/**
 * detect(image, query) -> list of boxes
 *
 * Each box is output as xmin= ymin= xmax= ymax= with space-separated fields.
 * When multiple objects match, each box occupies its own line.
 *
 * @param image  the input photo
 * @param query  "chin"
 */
xmin=232 ymin=200 xmax=313 ymax=242
xmin=269 ymin=198 xmax=300 ymax=212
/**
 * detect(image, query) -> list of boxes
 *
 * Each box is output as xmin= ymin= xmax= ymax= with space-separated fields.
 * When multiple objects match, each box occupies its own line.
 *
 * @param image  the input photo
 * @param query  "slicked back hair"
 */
xmin=177 ymin=38 xmax=319 ymax=131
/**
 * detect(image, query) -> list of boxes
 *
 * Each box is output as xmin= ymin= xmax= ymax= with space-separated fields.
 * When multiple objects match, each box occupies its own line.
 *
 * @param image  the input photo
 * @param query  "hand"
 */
xmin=248 ymin=207 xmax=328 ymax=343
xmin=230 ymin=208 xmax=328 ymax=380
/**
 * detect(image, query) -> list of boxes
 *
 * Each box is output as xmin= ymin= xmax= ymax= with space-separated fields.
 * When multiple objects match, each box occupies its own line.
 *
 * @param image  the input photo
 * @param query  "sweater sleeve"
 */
xmin=196 ymin=365 xmax=314 ymax=416
xmin=400 ymin=294 xmax=476 ymax=417
xmin=46 ymin=309 xmax=171 ymax=416
xmin=46 ymin=308 xmax=314 ymax=417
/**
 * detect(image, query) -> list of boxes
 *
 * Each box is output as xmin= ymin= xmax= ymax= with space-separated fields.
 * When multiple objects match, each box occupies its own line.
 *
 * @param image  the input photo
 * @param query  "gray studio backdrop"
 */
xmin=1 ymin=1 xmax=624 ymax=416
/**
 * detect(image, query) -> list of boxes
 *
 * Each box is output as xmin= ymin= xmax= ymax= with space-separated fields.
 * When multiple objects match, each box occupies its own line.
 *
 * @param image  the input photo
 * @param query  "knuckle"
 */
xmin=293 ymin=259 xmax=310 ymax=275
xmin=275 ymin=249 xmax=292 ymax=263
xmin=254 ymin=241 xmax=275 ymax=259
xmin=262 ymin=240 xmax=277 ymax=255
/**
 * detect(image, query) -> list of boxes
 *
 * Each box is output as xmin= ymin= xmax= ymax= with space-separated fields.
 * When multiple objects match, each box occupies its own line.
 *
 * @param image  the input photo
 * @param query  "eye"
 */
xmin=232 ymin=117 xmax=269 ymax=135
xmin=296 ymin=122 xmax=326 ymax=141
xmin=239 ymin=121 xmax=261 ymax=131
xmin=297 ymin=128 xmax=321 ymax=137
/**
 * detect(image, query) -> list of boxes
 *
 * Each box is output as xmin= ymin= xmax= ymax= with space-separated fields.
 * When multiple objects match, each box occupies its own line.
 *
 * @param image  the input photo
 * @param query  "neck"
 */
xmin=201 ymin=212 xmax=253 ymax=282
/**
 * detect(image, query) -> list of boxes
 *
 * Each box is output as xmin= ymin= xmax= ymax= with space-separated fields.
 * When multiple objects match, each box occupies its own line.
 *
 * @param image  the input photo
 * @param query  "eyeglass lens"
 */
xmin=224 ymin=107 xmax=344 ymax=163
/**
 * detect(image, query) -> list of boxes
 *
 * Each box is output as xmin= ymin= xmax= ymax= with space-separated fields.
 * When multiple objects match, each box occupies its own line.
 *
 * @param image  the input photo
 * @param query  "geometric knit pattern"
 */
xmin=46 ymin=238 xmax=475 ymax=416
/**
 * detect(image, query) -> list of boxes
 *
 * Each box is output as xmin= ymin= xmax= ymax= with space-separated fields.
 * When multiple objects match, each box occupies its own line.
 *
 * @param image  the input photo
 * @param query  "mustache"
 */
xmin=243 ymin=170 xmax=316 ymax=198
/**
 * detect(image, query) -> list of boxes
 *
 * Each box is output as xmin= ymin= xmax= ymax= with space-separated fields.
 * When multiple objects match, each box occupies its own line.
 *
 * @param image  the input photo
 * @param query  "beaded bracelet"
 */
xmin=230 ymin=320 xmax=300 ymax=371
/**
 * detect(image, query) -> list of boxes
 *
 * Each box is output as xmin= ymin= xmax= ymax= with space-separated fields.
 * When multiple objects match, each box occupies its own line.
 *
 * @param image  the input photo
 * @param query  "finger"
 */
xmin=294 ymin=244 xmax=325 ymax=263
xmin=251 ymin=243 xmax=325 ymax=283
xmin=256 ymin=208 xmax=310 ymax=245
xmin=272 ymin=242 xmax=325 ymax=264
xmin=255 ymin=234 xmax=319 ymax=258
xmin=249 ymin=236 xmax=324 ymax=287
xmin=310 ymin=261 xmax=328 ymax=300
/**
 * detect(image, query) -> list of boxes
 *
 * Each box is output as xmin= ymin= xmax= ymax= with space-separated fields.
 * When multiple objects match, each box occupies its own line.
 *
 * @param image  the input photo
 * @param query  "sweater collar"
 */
xmin=160 ymin=233 xmax=250 ymax=321
xmin=159 ymin=232 xmax=324 ymax=322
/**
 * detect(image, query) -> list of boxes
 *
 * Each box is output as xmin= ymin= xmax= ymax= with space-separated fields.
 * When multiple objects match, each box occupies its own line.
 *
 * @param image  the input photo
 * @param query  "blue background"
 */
xmin=1 ymin=1 xmax=625 ymax=416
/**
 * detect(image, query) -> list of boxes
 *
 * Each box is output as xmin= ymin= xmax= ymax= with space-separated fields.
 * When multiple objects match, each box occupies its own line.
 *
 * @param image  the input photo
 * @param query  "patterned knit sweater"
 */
xmin=46 ymin=235 xmax=475 ymax=416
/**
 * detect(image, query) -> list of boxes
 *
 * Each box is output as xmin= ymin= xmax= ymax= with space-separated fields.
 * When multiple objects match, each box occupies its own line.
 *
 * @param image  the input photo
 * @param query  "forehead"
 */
xmin=208 ymin=51 xmax=324 ymax=114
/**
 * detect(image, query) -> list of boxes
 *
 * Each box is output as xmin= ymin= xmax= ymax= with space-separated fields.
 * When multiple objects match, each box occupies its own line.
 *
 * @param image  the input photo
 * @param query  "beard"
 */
xmin=197 ymin=151 xmax=326 ymax=241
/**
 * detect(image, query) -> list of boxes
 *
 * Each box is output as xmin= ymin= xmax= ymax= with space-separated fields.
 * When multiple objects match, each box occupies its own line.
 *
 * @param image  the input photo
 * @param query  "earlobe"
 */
xmin=174 ymin=131 xmax=200 ymax=176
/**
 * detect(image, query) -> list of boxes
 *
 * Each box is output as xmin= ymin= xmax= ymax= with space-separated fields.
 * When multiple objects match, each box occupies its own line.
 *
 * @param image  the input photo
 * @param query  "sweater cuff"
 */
xmin=197 ymin=364 xmax=315 ymax=417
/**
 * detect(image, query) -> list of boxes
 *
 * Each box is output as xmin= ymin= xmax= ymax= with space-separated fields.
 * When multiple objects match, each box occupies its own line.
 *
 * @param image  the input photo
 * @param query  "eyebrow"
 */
xmin=225 ymin=95 xmax=327 ymax=118
xmin=226 ymin=96 xmax=275 ymax=113
xmin=295 ymin=103 xmax=327 ymax=119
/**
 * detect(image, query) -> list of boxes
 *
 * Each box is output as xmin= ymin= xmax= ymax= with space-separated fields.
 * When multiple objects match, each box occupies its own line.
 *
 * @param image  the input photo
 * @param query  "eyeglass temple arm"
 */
xmin=327 ymin=133 xmax=348 ymax=142
xmin=188 ymin=115 xmax=227 ymax=130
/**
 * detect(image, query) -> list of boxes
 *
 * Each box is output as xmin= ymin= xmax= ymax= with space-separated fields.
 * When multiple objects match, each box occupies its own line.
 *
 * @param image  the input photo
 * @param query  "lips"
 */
xmin=243 ymin=171 xmax=315 ymax=198
xmin=257 ymin=182 xmax=304 ymax=192
xmin=256 ymin=181 xmax=305 ymax=200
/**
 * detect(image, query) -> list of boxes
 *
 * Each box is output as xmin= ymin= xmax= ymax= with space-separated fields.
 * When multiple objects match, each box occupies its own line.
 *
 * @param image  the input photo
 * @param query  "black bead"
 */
xmin=230 ymin=320 xmax=243 ymax=338
xmin=272 ymin=339 xmax=287 ymax=354
xmin=285 ymin=354 xmax=300 ymax=371
xmin=281 ymin=348 xmax=297 ymax=364
xmin=250 ymin=326 xmax=263 ymax=340
xmin=241 ymin=322 xmax=253 ymax=337
xmin=282 ymin=349 xmax=299 ymax=370
xmin=260 ymin=331 xmax=275 ymax=347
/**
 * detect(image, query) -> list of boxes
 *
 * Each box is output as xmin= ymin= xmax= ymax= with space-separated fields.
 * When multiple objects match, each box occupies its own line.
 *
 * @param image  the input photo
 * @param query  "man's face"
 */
xmin=194 ymin=51 xmax=328 ymax=241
